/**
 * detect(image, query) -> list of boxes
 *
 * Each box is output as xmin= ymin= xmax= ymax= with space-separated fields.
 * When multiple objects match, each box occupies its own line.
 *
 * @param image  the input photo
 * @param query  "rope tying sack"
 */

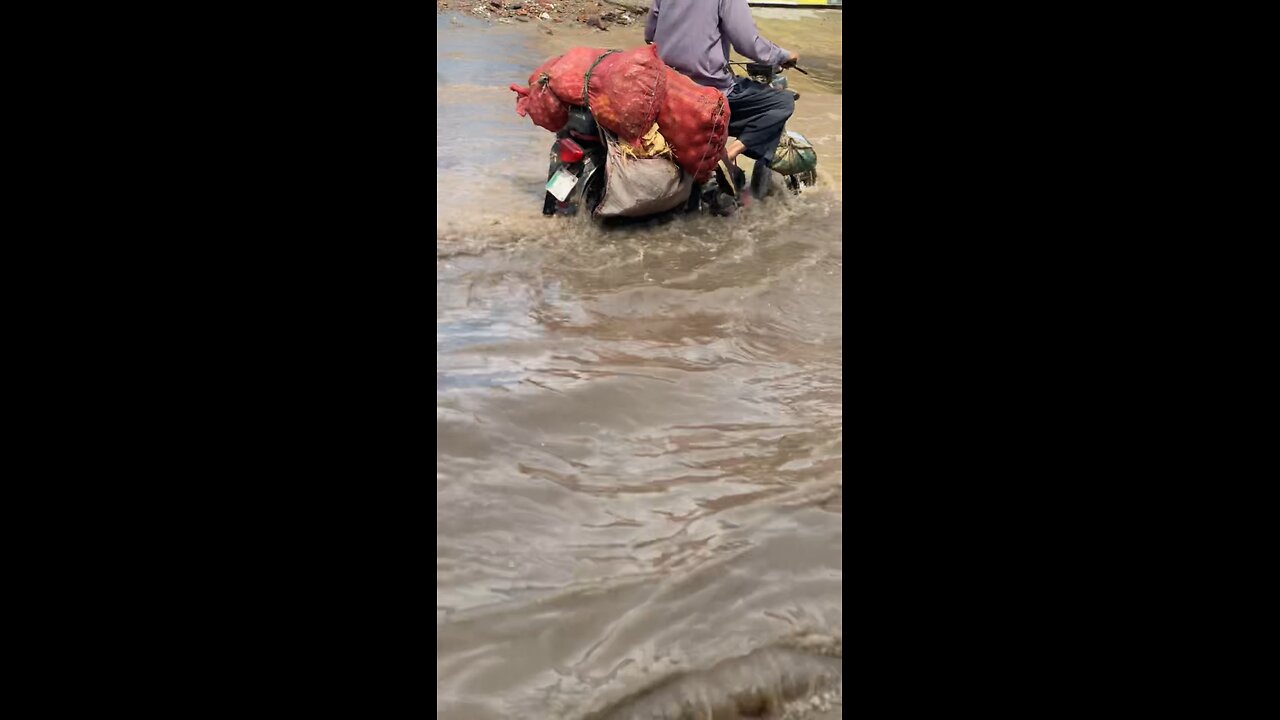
xmin=582 ymin=46 xmax=667 ymax=145
xmin=581 ymin=50 xmax=620 ymax=108
xmin=692 ymin=95 xmax=728 ymax=183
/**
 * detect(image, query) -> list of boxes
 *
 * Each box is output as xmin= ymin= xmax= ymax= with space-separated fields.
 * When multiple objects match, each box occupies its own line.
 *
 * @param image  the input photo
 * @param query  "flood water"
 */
xmin=437 ymin=9 xmax=843 ymax=719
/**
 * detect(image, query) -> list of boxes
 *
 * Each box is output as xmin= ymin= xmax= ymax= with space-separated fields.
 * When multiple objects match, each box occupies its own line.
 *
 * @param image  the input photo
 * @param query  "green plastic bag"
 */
xmin=770 ymin=130 xmax=818 ymax=176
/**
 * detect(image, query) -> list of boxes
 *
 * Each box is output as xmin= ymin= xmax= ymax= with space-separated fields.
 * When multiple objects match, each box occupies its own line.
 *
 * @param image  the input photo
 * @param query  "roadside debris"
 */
xmin=442 ymin=0 xmax=645 ymax=30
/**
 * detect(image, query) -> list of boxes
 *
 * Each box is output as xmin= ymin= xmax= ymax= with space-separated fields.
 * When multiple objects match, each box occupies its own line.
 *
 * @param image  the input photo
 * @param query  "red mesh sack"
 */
xmin=584 ymin=46 xmax=668 ymax=145
xmin=511 ymin=55 xmax=569 ymax=132
xmin=546 ymin=47 xmax=607 ymax=105
xmin=527 ymin=80 xmax=569 ymax=132
xmin=510 ymin=84 xmax=530 ymax=117
xmin=528 ymin=54 xmax=560 ymax=87
xmin=657 ymin=66 xmax=730 ymax=182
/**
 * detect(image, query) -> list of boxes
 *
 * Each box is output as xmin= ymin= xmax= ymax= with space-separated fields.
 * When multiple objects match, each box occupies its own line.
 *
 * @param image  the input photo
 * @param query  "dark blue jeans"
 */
xmin=727 ymin=77 xmax=795 ymax=165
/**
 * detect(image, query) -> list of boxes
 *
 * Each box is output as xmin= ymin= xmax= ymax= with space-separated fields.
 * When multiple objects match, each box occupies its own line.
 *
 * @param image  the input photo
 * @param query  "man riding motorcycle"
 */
xmin=645 ymin=0 xmax=800 ymax=198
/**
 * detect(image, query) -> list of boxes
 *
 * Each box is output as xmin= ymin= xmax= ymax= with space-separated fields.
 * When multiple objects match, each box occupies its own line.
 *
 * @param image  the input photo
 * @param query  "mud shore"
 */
xmin=437 ymin=0 xmax=649 ymax=30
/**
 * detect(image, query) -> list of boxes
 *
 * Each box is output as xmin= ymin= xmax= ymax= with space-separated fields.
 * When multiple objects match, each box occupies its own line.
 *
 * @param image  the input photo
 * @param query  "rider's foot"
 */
xmin=713 ymin=161 xmax=731 ymax=197
xmin=714 ymin=160 xmax=746 ymax=199
xmin=730 ymin=164 xmax=746 ymax=194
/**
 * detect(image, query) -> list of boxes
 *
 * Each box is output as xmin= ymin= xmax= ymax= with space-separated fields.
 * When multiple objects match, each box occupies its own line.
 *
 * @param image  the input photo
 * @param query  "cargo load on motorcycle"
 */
xmin=511 ymin=45 xmax=729 ymax=184
xmin=510 ymin=44 xmax=816 ymax=220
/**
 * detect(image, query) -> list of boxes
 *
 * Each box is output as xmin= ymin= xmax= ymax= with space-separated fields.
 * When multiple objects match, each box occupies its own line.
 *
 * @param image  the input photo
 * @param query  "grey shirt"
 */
xmin=644 ymin=0 xmax=792 ymax=94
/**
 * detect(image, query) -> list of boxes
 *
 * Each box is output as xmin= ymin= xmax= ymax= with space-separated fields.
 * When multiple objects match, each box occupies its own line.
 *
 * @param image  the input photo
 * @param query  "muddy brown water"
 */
xmin=437 ymin=10 xmax=842 ymax=719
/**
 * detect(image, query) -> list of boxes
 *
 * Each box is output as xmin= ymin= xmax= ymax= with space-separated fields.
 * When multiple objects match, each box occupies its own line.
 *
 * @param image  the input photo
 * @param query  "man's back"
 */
xmin=645 ymin=0 xmax=791 ymax=94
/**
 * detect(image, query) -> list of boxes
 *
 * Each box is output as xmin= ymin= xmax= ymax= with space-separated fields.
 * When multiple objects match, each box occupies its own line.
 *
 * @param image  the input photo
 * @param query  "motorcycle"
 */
xmin=541 ymin=62 xmax=818 ymax=220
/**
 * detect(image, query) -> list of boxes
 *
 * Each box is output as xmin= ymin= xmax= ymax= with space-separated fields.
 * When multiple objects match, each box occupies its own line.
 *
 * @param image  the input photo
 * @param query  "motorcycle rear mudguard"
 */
xmin=543 ymin=144 xmax=606 ymax=216
xmin=568 ymin=152 xmax=606 ymax=214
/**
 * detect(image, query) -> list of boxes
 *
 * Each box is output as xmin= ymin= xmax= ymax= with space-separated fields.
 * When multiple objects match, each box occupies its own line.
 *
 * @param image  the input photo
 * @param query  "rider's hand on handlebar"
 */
xmin=781 ymin=52 xmax=799 ymax=69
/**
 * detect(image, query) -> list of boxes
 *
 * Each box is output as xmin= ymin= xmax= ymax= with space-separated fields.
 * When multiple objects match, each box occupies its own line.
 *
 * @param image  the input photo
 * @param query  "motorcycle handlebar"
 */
xmin=729 ymin=60 xmax=809 ymax=75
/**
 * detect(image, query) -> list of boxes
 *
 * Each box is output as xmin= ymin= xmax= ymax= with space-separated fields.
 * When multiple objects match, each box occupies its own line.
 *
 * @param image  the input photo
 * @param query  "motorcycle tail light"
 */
xmin=559 ymin=139 xmax=585 ymax=164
